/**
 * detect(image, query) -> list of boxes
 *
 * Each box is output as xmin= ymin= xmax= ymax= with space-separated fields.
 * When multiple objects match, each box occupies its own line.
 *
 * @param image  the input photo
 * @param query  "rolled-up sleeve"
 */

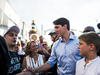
xmin=47 ymin=42 xmax=57 ymax=67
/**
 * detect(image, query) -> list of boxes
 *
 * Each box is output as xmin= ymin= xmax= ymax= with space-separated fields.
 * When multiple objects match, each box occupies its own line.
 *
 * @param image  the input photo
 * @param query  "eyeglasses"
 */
xmin=42 ymin=44 xmax=47 ymax=46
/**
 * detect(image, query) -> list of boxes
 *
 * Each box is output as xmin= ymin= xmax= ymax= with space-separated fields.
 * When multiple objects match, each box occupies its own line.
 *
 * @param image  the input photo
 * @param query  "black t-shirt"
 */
xmin=8 ymin=51 xmax=21 ymax=75
xmin=0 ymin=35 xmax=10 ymax=75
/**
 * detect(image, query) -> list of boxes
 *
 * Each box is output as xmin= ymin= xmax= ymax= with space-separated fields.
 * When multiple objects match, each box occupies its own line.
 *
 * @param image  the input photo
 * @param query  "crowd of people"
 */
xmin=0 ymin=17 xmax=100 ymax=75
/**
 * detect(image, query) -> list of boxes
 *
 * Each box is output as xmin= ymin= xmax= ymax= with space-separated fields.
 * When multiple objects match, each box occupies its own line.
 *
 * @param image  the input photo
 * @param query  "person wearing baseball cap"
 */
xmin=0 ymin=26 xmax=20 ymax=75
xmin=2 ymin=26 xmax=22 ymax=75
xmin=1 ymin=26 xmax=33 ymax=75
xmin=2 ymin=26 xmax=20 ymax=37
xmin=83 ymin=26 xmax=95 ymax=33
xmin=83 ymin=26 xmax=100 ymax=56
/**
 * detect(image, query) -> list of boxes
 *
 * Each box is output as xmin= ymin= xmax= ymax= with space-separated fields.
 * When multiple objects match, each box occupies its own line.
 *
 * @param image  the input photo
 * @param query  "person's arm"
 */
xmin=42 ymin=48 xmax=50 ymax=55
xmin=26 ymin=62 xmax=52 ymax=74
xmin=0 ymin=36 xmax=11 ymax=75
xmin=35 ymin=62 xmax=51 ymax=72
xmin=15 ymin=71 xmax=33 ymax=75
xmin=43 ymin=55 xmax=46 ymax=63
xmin=43 ymin=55 xmax=48 ymax=75
xmin=16 ymin=57 xmax=33 ymax=75
xmin=22 ymin=57 xmax=26 ymax=70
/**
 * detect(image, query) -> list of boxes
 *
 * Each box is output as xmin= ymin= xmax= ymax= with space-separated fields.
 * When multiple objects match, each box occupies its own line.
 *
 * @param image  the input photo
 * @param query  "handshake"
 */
xmin=16 ymin=66 xmax=36 ymax=75
xmin=16 ymin=62 xmax=52 ymax=75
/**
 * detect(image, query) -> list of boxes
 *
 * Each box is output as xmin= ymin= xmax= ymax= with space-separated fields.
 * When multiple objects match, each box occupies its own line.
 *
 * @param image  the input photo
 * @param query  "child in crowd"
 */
xmin=30 ymin=34 xmax=37 ymax=41
xmin=75 ymin=32 xmax=100 ymax=75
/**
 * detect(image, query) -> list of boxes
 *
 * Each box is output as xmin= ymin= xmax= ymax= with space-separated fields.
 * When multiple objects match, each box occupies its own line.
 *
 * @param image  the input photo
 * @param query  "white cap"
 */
xmin=2 ymin=26 xmax=20 ymax=36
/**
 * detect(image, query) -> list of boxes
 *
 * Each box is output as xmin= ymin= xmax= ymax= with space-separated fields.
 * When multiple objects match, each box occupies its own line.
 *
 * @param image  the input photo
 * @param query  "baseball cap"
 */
xmin=48 ymin=29 xmax=56 ymax=35
xmin=83 ymin=26 xmax=95 ymax=33
xmin=2 ymin=26 xmax=20 ymax=36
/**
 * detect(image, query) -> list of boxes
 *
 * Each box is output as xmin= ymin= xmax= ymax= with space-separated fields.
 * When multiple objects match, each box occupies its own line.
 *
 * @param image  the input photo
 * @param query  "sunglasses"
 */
xmin=83 ymin=30 xmax=95 ymax=33
xmin=42 ymin=44 xmax=47 ymax=46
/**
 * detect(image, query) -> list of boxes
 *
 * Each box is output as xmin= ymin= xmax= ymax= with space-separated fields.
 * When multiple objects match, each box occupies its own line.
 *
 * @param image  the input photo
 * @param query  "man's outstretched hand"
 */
xmin=15 ymin=71 xmax=32 ymax=75
xmin=16 ymin=66 xmax=36 ymax=75
xmin=23 ymin=66 xmax=36 ymax=75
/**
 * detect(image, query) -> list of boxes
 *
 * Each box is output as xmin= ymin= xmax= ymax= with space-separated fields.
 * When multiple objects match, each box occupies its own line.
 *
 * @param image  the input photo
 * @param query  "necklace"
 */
xmin=34 ymin=60 xmax=37 ymax=64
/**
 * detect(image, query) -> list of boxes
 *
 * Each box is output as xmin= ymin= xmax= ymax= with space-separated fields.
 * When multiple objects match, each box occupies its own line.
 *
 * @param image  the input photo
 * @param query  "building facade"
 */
xmin=0 ymin=0 xmax=30 ymax=41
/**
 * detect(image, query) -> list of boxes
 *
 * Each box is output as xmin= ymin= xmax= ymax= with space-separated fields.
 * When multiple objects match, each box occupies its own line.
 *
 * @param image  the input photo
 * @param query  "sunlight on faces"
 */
xmin=39 ymin=36 xmax=44 ymax=42
xmin=54 ymin=25 xmax=65 ymax=37
xmin=42 ymin=43 xmax=47 ymax=48
xmin=4 ymin=30 xmax=18 ymax=47
xmin=32 ymin=36 xmax=37 ymax=41
xmin=78 ymin=39 xmax=90 ymax=56
xmin=30 ymin=34 xmax=37 ymax=41
xmin=29 ymin=42 xmax=38 ymax=53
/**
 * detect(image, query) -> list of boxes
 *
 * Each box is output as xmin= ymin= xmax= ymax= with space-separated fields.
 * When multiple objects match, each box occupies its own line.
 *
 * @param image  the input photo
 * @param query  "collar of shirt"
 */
xmin=81 ymin=56 xmax=100 ymax=75
xmin=60 ymin=34 xmax=74 ymax=43
xmin=83 ymin=56 xmax=100 ymax=66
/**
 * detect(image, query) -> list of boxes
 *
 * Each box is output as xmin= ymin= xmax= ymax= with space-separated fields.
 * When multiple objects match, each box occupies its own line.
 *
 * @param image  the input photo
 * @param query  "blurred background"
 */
xmin=0 ymin=0 xmax=100 ymax=45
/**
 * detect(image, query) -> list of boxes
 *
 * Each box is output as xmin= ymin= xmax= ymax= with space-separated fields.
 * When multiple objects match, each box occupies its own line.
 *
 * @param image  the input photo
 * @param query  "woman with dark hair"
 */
xmin=22 ymin=41 xmax=47 ymax=75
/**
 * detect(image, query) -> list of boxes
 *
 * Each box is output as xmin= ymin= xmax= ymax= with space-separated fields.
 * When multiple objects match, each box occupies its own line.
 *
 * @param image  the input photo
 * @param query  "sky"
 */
xmin=10 ymin=0 xmax=100 ymax=33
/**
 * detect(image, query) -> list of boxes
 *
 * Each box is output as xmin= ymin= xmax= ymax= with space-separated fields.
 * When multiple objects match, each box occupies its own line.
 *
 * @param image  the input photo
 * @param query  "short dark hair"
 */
xmin=53 ymin=17 xmax=70 ymax=30
xmin=78 ymin=32 xmax=100 ymax=52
